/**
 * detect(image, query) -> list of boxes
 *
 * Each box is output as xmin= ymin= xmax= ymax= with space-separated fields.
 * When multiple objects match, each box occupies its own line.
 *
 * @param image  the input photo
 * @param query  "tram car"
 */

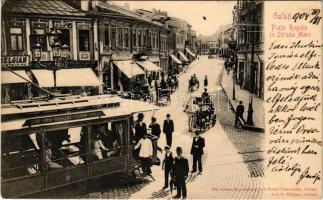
xmin=184 ymin=96 xmax=216 ymax=132
xmin=1 ymin=95 xmax=158 ymax=198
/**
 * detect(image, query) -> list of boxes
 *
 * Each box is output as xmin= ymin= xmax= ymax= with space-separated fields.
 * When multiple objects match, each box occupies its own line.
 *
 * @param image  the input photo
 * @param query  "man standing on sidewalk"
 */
xmin=162 ymin=145 xmax=174 ymax=189
xmin=163 ymin=114 xmax=174 ymax=147
xmin=190 ymin=131 xmax=205 ymax=174
xmin=235 ymin=101 xmax=245 ymax=127
xmin=173 ymin=147 xmax=189 ymax=199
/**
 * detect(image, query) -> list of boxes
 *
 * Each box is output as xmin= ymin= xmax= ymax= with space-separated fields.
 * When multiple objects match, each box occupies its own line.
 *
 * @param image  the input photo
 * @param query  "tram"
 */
xmin=1 ymin=95 xmax=158 ymax=198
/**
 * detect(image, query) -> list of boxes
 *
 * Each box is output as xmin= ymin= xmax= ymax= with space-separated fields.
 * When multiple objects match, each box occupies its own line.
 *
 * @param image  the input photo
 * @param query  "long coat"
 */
xmin=134 ymin=122 xmax=147 ymax=142
xmin=173 ymin=156 xmax=189 ymax=183
xmin=163 ymin=119 xmax=174 ymax=134
xmin=149 ymin=122 xmax=161 ymax=138
xmin=190 ymin=136 xmax=205 ymax=156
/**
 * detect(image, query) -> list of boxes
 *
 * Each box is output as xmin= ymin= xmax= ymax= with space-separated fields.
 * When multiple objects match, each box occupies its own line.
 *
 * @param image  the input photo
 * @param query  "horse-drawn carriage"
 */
xmin=185 ymin=95 xmax=216 ymax=132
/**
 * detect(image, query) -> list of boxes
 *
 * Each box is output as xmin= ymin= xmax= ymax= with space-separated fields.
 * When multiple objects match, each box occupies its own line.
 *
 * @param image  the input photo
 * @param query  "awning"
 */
xmin=56 ymin=68 xmax=101 ymax=87
xmin=1 ymin=70 xmax=31 ymax=84
xmin=31 ymin=69 xmax=54 ymax=87
xmin=185 ymin=48 xmax=196 ymax=57
xmin=113 ymin=60 xmax=145 ymax=78
xmin=136 ymin=60 xmax=161 ymax=72
xmin=178 ymin=51 xmax=189 ymax=62
xmin=170 ymin=54 xmax=182 ymax=65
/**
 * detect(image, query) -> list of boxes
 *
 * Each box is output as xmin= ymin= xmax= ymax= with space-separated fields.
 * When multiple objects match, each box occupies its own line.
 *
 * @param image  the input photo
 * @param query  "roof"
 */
xmin=3 ymin=0 xmax=86 ymax=17
xmin=95 ymin=2 xmax=164 ymax=27
xmin=1 ymin=70 xmax=31 ymax=84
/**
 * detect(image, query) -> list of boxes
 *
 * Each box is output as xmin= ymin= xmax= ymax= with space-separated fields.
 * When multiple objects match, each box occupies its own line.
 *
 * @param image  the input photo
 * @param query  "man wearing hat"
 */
xmin=135 ymin=113 xmax=147 ymax=143
xmin=162 ymin=145 xmax=174 ymax=189
xmin=163 ymin=114 xmax=174 ymax=147
xmin=173 ymin=147 xmax=189 ymax=199
xmin=190 ymin=131 xmax=205 ymax=174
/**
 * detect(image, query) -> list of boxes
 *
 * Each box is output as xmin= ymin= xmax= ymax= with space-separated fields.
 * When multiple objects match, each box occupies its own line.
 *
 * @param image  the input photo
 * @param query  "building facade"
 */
xmin=233 ymin=0 xmax=264 ymax=99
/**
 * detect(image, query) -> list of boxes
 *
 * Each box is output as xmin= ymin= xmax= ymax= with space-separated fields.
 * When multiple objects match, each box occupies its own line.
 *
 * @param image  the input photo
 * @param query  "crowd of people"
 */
xmin=131 ymin=112 xmax=206 ymax=199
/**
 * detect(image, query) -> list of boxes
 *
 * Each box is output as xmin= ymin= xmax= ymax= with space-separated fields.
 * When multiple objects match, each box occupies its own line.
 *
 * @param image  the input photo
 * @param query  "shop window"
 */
xmin=79 ymin=29 xmax=90 ymax=51
xmin=9 ymin=27 xmax=23 ymax=51
xmin=90 ymin=120 xmax=127 ymax=161
xmin=1 ymin=133 xmax=42 ymax=179
xmin=45 ymin=126 xmax=88 ymax=169
xmin=59 ymin=29 xmax=70 ymax=50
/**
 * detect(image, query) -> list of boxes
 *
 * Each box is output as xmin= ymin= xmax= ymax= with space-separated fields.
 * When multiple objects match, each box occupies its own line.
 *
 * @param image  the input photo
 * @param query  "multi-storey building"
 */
xmin=1 ymin=0 xmax=100 ymax=103
xmin=233 ymin=0 xmax=264 ymax=99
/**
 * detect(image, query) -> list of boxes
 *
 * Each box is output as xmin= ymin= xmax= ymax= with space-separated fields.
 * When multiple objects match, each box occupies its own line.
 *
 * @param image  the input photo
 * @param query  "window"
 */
xmin=125 ymin=29 xmax=129 ymax=48
xmin=143 ymin=31 xmax=147 ymax=46
xmin=111 ymin=26 xmax=116 ymax=48
xmin=138 ymin=30 xmax=142 ymax=47
xmin=132 ymin=30 xmax=136 ymax=47
xmin=118 ymin=28 xmax=123 ymax=48
xmin=59 ymin=29 xmax=70 ymax=50
xmin=104 ymin=28 xmax=110 ymax=47
xmin=9 ymin=27 xmax=23 ymax=51
xmin=79 ymin=30 xmax=90 ymax=51
xmin=32 ymin=28 xmax=47 ymax=51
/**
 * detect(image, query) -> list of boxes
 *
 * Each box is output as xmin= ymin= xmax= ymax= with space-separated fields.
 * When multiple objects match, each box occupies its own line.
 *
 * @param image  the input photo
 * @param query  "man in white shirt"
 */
xmin=134 ymin=134 xmax=153 ymax=176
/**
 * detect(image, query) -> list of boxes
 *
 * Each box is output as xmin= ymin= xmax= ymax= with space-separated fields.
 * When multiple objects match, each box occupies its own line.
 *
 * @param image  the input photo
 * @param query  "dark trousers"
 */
xmin=192 ymin=154 xmax=202 ymax=172
xmin=235 ymin=114 xmax=245 ymax=127
xmin=164 ymin=169 xmax=171 ymax=187
xmin=176 ymin=180 xmax=187 ymax=198
xmin=140 ymin=157 xmax=151 ymax=175
xmin=165 ymin=133 xmax=172 ymax=147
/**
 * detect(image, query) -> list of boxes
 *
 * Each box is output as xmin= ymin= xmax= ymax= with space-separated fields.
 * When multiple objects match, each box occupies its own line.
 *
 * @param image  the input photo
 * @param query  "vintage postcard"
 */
xmin=1 ymin=0 xmax=322 ymax=199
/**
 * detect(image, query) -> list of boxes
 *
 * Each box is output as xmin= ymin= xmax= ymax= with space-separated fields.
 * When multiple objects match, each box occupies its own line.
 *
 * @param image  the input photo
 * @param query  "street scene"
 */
xmin=1 ymin=0 xmax=265 ymax=198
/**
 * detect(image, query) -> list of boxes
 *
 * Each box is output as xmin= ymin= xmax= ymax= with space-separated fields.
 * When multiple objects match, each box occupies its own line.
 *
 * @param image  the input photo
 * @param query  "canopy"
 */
xmin=135 ymin=60 xmax=161 ymax=72
xmin=1 ymin=70 xmax=31 ymax=84
xmin=56 ymin=68 xmax=101 ymax=87
xmin=170 ymin=54 xmax=182 ymax=65
xmin=113 ymin=60 xmax=145 ymax=78
xmin=185 ymin=48 xmax=196 ymax=57
xmin=31 ymin=69 xmax=54 ymax=87
xmin=178 ymin=51 xmax=189 ymax=62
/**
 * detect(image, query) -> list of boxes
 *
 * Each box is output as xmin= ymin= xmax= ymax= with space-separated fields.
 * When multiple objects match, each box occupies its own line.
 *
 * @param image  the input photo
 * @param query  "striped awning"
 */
xmin=31 ymin=69 xmax=54 ymax=87
xmin=185 ymin=48 xmax=196 ymax=57
xmin=178 ymin=51 xmax=189 ymax=62
xmin=136 ymin=60 xmax=161 ymax=72
xmin=113 ymin=60 xmax=145 ymax=78
xmin=170 ymin=54 xmax=182 ymax=65
xmin=1 ymin=70 xmax=31 ymax=84
xmin=56 ymin=68 xmax=101 ymax=87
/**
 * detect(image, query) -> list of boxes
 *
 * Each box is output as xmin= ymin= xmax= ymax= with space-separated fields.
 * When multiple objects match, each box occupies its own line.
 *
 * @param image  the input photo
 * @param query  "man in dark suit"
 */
xmin=173 ymin=147 xmax=189 ymax=199
xmin=190 ymin=131 xmax=205 ymax=174
xmin=235 ymin=101 xmax=245 ymax=127
xmin=134 ymin=113 xmax=147 ymax=143
xmin=149 ymin=117 xmax=162 ymax=156
xmin=163 ymin=114 xmax=174 ymax=147
xmin=162 ymin=145 xmax=174 ymax=189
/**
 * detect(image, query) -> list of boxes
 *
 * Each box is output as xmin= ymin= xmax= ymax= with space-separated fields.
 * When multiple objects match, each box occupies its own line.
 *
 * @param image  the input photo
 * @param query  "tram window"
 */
xmin=91 ymin=120 xmax=128 ymax=161
xmin=45 ymin=126 xmax=87 ymax=169
xmin=1 ymin=133 xmax=42 ymax=179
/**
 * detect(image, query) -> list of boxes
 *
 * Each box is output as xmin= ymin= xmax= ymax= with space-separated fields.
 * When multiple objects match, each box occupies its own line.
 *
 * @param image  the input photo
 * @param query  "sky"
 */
xmin=111 ymin=1 xmax=235 ymax=36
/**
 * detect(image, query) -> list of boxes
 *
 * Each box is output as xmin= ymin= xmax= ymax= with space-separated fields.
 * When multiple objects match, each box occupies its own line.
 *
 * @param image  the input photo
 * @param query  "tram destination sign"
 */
xmin=1 ymin=56 xmax=29 ymax=67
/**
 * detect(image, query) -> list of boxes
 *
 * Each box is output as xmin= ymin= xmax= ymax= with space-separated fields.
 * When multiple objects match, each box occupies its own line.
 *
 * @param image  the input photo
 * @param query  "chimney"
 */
xmin=80 ymin=0 xmax=89 ymax=11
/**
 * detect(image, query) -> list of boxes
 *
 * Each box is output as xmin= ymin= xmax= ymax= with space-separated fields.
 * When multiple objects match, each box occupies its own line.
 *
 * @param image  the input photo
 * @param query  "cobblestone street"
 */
xmin=77 ymin=56 xmax=265 ymax=199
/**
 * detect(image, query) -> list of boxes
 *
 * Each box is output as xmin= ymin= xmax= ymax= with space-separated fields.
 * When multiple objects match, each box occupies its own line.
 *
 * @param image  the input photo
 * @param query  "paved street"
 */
xmin=80 ymin=56 xmax=265 ymax=199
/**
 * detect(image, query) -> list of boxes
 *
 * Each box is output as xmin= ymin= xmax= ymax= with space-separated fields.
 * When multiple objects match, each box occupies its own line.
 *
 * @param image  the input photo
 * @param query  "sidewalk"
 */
xmin=221 ymin=70 xmax=265 ymax=132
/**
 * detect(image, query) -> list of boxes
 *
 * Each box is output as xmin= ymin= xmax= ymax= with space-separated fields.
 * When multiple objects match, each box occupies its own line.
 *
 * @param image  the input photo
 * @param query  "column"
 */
xmin=25 ymin=18 xmax=31 ymax=56
xmin=72 ymin=21 xmax=78 ymax=60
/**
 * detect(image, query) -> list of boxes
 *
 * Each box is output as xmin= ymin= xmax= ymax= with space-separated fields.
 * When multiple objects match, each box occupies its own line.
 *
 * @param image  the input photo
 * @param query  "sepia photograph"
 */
xmin=2 ymin=0 xmax=320 ymax=199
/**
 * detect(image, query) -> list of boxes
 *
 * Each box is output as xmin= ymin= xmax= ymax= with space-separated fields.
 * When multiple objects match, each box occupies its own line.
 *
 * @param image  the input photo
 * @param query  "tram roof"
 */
xmin=1 ymin=95 xmax=159 ymax=132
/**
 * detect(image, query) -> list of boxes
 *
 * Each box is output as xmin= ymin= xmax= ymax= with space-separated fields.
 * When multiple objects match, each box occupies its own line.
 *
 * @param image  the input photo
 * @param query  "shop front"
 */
xmin=184 ymin=48 xmax=196 ymax=61
xmin=169 ymin=54 xmax=183 ymax=75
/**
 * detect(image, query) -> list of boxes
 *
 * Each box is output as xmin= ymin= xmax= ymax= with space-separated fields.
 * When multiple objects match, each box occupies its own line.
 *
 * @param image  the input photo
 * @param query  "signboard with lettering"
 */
xmin=1 ymin=56 xmax=30 ymax=67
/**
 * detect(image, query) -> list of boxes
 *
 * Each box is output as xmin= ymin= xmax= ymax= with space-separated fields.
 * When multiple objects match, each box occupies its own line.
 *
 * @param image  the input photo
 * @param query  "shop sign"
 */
xmin=1 ymin=56 xmax=29 ymax=67
xmin=111 ymin=53 xmax=133 ymax=61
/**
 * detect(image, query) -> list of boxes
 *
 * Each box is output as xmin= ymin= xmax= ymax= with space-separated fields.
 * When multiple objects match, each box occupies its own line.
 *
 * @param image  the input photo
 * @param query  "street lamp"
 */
xmin=228 ymin=40 xmax=237 ymax=100
xmin=32 ymin=42 xmax=42 ymax=61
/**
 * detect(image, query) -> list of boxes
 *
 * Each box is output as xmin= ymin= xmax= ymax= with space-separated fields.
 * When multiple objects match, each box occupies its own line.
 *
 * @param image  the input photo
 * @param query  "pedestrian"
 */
xmin=172 ymin=147 xmax=189 ymax=199
xmin=163 ymin=114 xmax=174 ymax=147
xmin=134 ymin=113 xmax=147 ymax=142
xmin=190 ymin=131 xmax=205 ymax=174
xmin=204 ymin=75 xmax=208 ymax=87
xmin=149 ymin=117 xmax=162 ymax=153
xmin=147 ymin=75 xmax=152 ymax=87
xmin=134 ymin=134 xmax=153 ymax=176
xmin=162 ymin=145 xmax=174 ymax=189
xmin=235 ymin=101 xmax=245 ymax=127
